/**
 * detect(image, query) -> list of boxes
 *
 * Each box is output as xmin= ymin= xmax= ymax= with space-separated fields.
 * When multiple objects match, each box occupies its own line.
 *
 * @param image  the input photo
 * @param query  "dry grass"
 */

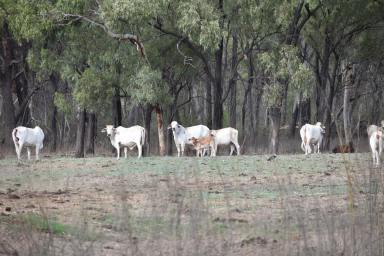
xmin=0 ymin=153 xmax=383 ymax=255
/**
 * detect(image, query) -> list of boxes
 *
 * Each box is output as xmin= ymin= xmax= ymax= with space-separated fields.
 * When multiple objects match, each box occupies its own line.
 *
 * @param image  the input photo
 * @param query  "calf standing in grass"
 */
xmin=12 ymin=126 xmax=45 ymax=160
xmin=368 ymin=127 xmax=383 ymax=166
xmin=102 ymin=125 xmax=145 ymax=159
xmin=188 ymin=134 xmax=216 ymax=157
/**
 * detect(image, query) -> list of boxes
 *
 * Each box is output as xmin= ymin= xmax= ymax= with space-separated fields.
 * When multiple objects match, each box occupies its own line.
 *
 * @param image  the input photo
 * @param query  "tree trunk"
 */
xmin=155 ymin=105 xmax=165 ymax=156
xmin=212 ymin=37 xmax=224 ymax=129
xmin=343 ymin=63 xmax=354 ymax=146
xmin=299 ymin=98 xmax=311 ymax=127
xmin=112 ymin=87 xmax=122 ymax=127
xmin=290 ymin=93 xmax=301 ymax=136
xmin=0 ymin=21 xmax=16 ymax=147
xmin=205 ymin=78 xmax=212 ymax=128
xmin=143 ymin=104 xmax=152 ymax=156
xmin=51 ymin=106 xmax=58 ymax=152
xmin=269 ymin=107 xmax=281 ymax=155
xmin=229 ymin=32 xmax=238 ymax=128
xmin=75 ymin=108 xmax=86 ymax=158
xmin=50 ymin=73 xmax=60 ymax=152
xmin=86 ymin=113 xmax=96 ymax=155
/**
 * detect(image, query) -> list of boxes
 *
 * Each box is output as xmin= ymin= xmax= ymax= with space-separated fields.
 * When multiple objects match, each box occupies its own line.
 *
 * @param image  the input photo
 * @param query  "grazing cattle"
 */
xmin=332 ymin=143 xmax=355 ymax=153
xmin=168 ymin=121 xmax=210 ymax=157
xmin=368 ymin=126 xmax=383 ymax=166
xmin=102 ymin=125 xmax=145 ymax=159
xmin=189 ymin=134 xmax=216 ymax=157
xmin=12 ymin=126 xmax=44 ymax=160
xmin=210 ymin=127 xmax=240 ymax=156
xmin=300 ymin=122 xmax=325 ymax=155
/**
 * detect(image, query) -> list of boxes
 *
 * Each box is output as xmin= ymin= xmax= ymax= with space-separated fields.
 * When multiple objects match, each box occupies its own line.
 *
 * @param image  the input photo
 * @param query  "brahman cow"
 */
xmin=102 ymin=125 xmax=145 ymax=159
xmin=210 ymin=127 xmax=240 ymax=156
xmin=12 ymin=126 xmax=45 ymax=160
xmin=368 ymin=126 xmax=383 ymax=166
xmin=300 ymin=122 xmax=325 ymax=155
xmin=168 ymin=121 xmax=210 ymax=157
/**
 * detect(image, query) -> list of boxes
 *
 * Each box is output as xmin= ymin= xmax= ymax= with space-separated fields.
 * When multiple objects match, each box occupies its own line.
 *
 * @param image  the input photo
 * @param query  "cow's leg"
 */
xmin=137 ymin=144 xmax=142 ymax=158
xmin=27 ymin=147 xmax=31 ymax=160
xmin=116 ymin=147 xmax=120 ymax=160
xmin=14 ymin=142 xmax=20 ymax=160
xmin=176 ymin=144 xmax=181 ymax=157
xmin=35 ymin=145 xmax=40 ymax=161
xmin=124 ymin=147 xmax=128 ymax=159
xmin=180 ymin=143 xmax=185 ymax=156
xmin=230 ymin=145 xmax=235 ymax=156
xmin=17 ymin=142 xmax=24 ymax=160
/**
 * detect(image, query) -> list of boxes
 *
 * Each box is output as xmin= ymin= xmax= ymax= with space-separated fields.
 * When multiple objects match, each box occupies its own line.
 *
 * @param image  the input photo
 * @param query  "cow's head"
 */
xmin=167 ymin=121 xmax=181 ymax=132
xmin=188 ymin=137 xmax=199 ymax=145
xmin=101 ymin=125 xmax=116 ymax=137
xmin=316 ymin=122 xmax=326 ymax=134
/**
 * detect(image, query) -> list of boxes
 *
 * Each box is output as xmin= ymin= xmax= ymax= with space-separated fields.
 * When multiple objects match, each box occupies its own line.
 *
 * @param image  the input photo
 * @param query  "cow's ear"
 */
xmin=167 ymin=124 xmax=172 ymax=129
xmin=101 ymin=128 xmax=106 ymax=133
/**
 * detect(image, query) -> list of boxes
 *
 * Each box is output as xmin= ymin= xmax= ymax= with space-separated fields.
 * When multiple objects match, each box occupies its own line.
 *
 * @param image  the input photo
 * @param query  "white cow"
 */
xmin=102 ymin=125 xmax=145 ymax=159
xmin=168 ymin=121 xmax=210 ymax=157
xmin=210 ymin=127 xmax=240 ymax=156
xmin=368 ymin=127 xmax=383 ymax=166
xmin=300 ymin=122 xmax=325 ymax=155
xmin=12 ymin=126 xmax=44 ymax=160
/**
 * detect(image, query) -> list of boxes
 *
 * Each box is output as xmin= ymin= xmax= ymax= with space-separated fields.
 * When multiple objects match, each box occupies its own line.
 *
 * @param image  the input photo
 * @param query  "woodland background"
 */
xmin=0 ymin=0 xmax=384 ymax=157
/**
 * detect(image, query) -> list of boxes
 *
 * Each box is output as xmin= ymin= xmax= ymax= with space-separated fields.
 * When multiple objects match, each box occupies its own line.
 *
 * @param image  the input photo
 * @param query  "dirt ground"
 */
xmin=0 ymin=153 xmax=383 ymax=255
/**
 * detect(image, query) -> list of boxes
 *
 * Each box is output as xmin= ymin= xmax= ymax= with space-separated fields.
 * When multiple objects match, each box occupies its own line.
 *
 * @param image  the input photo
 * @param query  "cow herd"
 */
xmin=9 ymin=120 xmax=384 ymax=165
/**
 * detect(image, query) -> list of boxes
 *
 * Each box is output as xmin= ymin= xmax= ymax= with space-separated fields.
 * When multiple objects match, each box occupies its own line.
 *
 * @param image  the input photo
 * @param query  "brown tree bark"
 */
xmin=343 ymin=63 xmax=354 ymax=146
xmin=75 ymin=108 xmax=86 ymax=158
xmin=112 ymin=87 xmax=122 ymax=127
xmin=0 ymin=22 xmax=16 ymax=147
xmin=86 ymin=113 xmax=96 ymax=155
xmin=50 ymin=73 xmax=59 ymax=152
xmin=143 ymin=104 xmax=152 ymax=156
xmin=268 ymin=107 xmax=281 ymax=155
xmin=155 ymin=105 xmax=165 ymax=156
xmin=212 ymin=36 xmax=224 ymax=129
xmin=229 ymin=32 xmax=238 ymax=128
xmin=205 ymin=79 xmax=212 ymax=128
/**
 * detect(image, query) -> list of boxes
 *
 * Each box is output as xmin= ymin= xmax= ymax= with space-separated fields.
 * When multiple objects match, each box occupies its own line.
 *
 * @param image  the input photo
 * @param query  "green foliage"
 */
xmin=129 ymin=65 xmax=171 ymax=105
xmin=20 ymin=213 xmax=69 ymax=235
xmin=54 ymin=92 xmax=73 ymax=116
xmin=74 ymin=68 xmax=113 ymax=111
xmin=260 ymin=46 xmax=313 ymax=107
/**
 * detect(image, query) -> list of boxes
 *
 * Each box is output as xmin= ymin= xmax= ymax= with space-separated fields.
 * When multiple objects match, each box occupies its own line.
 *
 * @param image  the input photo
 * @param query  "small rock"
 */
xmin=25 ymin=204 xmax=35 ymax=209
xmin=324 ymin=172 xmax=331 ymax=176
xmin=14 ymin=183 xmax=21 ymax=187
xmin=5 ymin=207 xmax=11 ymax=212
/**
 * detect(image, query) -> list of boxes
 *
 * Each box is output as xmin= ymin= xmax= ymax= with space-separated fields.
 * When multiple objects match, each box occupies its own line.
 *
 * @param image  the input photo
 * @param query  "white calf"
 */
xmin=368 ymin=128 xmax=383 ymax=166
xmin=210 ymin=127 xmax=240 ymax=156
xmin=102 ymin=125 xmax=145 ymax=159
xmin=300 ymin=122 xmax=325 ymax=155
xmin=12 ymin=126 xmax=44 ymax=160
xmin=168 ymin=121 xmax=210 ymax=157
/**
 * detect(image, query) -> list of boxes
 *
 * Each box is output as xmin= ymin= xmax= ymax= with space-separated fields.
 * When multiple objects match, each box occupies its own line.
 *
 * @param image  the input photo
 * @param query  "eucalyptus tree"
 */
xmin=301 ymin=0 xmax=384 ymax=148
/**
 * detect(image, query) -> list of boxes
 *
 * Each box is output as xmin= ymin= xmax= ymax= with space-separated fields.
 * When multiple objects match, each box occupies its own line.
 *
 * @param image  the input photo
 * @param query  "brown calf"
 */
xmin=189 ymin=134 xmax=216 ymax=157
xmin=332 ymin=143 xmax=355 ymax=153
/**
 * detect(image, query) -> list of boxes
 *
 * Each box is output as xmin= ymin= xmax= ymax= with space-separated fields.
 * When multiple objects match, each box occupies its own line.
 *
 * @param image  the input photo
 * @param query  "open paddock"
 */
xmin=0 ymin=153 xmax=383 ymax=255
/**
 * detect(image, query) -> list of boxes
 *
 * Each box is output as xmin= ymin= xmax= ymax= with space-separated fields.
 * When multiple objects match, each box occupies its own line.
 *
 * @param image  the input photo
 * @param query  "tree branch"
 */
xmin=62 ymin=13 xmax=146 ymax=57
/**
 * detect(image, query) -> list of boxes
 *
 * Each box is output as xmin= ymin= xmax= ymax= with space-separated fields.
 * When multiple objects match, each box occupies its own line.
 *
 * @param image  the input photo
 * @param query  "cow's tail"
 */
xmin=12 ymin=128 xmax=18 ymax=143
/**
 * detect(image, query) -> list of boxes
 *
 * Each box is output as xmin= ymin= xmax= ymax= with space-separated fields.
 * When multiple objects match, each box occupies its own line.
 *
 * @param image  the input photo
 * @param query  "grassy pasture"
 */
xmin=0 ymin=153 xmax=383 ymax=255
